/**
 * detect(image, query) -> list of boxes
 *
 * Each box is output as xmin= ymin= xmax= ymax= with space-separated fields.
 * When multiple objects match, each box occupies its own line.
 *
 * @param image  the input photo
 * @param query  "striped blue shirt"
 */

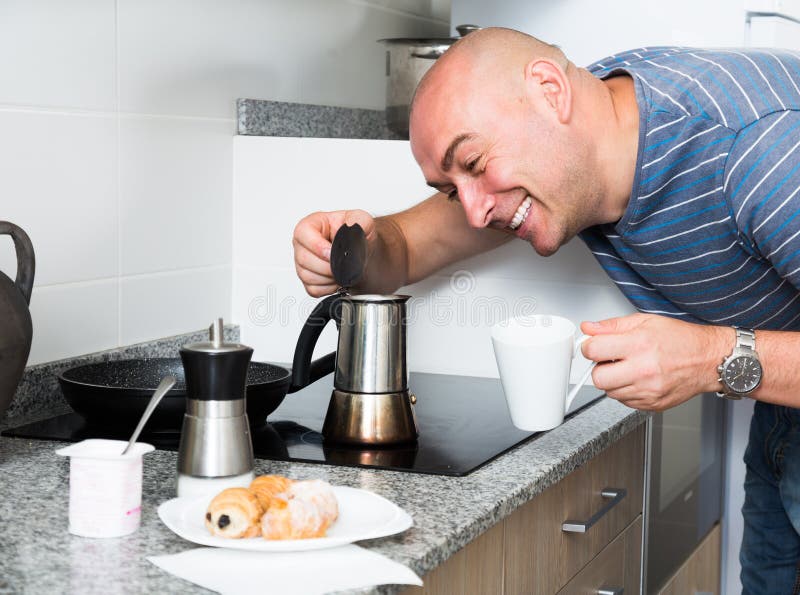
xmin=580 ymin=47 xmax=800 ymax=330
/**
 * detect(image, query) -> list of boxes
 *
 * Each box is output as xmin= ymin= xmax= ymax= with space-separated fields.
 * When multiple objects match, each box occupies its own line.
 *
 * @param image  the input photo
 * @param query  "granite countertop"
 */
xmin=0 ymin=392 xmax=646 ymax=594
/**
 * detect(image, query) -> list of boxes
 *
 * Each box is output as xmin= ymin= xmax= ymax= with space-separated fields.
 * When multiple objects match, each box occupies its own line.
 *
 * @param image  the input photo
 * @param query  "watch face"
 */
xmin=723 ymin=355 xmax=763 ymax=393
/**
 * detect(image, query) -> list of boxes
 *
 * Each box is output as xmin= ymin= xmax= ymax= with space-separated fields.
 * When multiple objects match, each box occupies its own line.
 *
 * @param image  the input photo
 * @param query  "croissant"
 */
xmin=205 ymin=487 xmax=263 ymax=539
xmin=249 ymin=474 xmax=294 ymax=511
xmin=261 ymin=479 xmax=339 ymax=540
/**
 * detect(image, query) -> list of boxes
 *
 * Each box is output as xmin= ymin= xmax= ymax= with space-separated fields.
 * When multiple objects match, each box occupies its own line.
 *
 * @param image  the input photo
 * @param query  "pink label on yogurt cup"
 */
xmin=126 ymin=506 xmax=142 ymax=516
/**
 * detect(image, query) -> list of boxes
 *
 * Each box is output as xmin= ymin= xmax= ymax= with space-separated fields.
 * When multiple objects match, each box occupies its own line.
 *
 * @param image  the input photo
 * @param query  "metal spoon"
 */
xmin=121 ymin=375 xmax=177 ymax=455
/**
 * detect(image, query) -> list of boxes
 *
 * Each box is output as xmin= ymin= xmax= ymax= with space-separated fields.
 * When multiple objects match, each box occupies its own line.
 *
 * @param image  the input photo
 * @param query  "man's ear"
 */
xmin=524 ymin=59 xmax=572 ymax=124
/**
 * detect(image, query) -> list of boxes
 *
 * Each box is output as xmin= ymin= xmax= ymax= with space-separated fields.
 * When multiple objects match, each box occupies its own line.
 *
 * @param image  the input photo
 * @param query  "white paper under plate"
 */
xmin=158 ymin=486 xmax=413 ymax=552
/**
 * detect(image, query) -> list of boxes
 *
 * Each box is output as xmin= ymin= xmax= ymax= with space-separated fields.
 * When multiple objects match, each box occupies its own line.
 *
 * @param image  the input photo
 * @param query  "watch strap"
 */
xmin=717 ymin=327 xmax=758 ymax=400
xmin=735 ymin=328 xmax=756 ymax=352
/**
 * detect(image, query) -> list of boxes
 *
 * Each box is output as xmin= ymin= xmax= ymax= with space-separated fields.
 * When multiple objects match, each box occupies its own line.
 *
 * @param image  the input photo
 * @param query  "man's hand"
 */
xmin=580 ymin=313 xmax=731 ymax=411
xmin=292 ymin=209 xmax=376 ymax=297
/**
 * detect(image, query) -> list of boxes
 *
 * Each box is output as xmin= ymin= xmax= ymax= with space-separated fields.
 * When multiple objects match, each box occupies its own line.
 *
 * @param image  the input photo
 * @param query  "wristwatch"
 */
xmin=716 ymin=328 xmax=763 ymax=400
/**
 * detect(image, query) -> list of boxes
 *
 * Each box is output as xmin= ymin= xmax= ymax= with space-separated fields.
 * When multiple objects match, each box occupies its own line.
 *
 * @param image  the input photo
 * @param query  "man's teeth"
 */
xmin=509 ymin=197 xmax=532 ymax=230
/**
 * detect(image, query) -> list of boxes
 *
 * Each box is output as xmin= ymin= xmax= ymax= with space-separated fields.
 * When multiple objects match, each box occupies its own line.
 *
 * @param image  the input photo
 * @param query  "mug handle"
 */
xmin=565 ymin=335 xmax=596 ymax=414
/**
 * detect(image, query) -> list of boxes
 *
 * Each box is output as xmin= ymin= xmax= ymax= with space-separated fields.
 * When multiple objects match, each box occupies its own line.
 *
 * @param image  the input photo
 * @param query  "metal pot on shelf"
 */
xmin=379 ymin=24 xmax=480 ymax=138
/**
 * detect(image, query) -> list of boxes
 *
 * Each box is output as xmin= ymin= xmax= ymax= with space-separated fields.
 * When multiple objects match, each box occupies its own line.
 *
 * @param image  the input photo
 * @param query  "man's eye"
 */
xmin=465 ymin=157 xmax=480 ymax=172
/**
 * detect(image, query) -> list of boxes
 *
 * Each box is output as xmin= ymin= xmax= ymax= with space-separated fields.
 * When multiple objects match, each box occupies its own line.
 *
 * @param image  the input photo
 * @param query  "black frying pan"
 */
xmin=57 ymin=224 xmax=362 ymax=433
xmin=58 ymin=354 xmax=335 ymax=431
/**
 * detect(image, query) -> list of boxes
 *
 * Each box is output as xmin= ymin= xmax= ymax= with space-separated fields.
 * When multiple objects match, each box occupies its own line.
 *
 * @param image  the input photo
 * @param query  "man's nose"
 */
xmin=458 ymin=183 xmax=494 ymax=228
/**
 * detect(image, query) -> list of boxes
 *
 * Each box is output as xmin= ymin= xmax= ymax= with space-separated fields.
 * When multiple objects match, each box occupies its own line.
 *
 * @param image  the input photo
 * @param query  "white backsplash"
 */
xmin=451 ymin=0 xmax=748 ymax=67
xmin=0 ymin=0 xmax=447 ymax=365
xmin=232 ymin=136 xmax=635 ymax=380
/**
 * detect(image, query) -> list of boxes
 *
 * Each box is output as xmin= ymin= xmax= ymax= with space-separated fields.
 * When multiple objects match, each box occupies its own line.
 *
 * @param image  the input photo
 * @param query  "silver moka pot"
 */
xmin=177 ymin=319 xmax=254 ymax=496
xmin=290 ymin=224 xmax=418 ymax=446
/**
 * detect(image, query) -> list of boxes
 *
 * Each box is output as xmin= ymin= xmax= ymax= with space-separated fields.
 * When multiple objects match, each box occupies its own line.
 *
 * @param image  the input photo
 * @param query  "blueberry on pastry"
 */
xmin=204 ymin=487 xmax=263 ymax=538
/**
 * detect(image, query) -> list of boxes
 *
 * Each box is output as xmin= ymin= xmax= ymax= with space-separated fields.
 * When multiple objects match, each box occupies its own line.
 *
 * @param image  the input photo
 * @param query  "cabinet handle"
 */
xmin=597 ymin=589 xmax=623 ymax=595
xmin=561 ymin=487 xmax=627 ymax=533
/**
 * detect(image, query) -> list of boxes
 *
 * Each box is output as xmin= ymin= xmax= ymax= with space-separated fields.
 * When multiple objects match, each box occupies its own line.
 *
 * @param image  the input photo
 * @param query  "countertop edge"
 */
xmin=236 ymin=99 xmax=405 ymax=140
xmin=402 ymin=403 xmax=649 ymax=578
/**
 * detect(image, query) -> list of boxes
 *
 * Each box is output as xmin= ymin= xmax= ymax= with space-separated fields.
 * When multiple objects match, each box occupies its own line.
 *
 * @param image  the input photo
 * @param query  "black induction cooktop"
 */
xmin=2 ymin=372 xmax=603 ymax=476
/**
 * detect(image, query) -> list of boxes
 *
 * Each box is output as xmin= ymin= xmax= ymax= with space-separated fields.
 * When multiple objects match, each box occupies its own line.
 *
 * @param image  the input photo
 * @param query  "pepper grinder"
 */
xmin=176 ymin=318 xmax=255 ymax=498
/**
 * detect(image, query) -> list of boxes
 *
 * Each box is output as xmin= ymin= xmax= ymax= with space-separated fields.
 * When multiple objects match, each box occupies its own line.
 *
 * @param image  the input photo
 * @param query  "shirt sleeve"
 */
xmin=724 ymin=109 xmax=800 ymax=288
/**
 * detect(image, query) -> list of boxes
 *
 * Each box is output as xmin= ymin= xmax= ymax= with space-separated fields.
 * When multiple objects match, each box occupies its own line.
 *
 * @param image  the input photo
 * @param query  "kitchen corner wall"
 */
xmin=0 ymin=0 xmax=448 ymax=366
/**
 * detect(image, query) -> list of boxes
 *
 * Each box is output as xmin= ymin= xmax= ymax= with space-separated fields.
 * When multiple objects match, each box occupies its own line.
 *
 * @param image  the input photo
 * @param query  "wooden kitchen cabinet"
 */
xmin=407 ymin=522 xmax=505 ymax=595
xmin=558 ymin=516 xmax=642 ymax=594
xmin=402 ymin=423 xmax=646 ymax=595
xmin=657 ymin=523 xmax=721 ymax=595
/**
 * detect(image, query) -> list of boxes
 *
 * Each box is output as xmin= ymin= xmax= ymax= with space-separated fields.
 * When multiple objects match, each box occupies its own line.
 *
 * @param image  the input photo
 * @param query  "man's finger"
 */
xmin=293 ymin=223 xmax=334 ymax=261
xmin=295 ymin=248 xmax=334 ymax=278
xmin=343 ymin=209 xmax=375 ymax=235
xmin=591 ymin=359 xmax=635 ymax=392
xmin=581 ymin=332 xmax=639 ymax=365
xmin=305 ymin=283 xmax=339 ymax=298
xmin=296 ymin=265 xmax=334 ymax=286
xmin=581 ymin=313 xmax=646 ymax=336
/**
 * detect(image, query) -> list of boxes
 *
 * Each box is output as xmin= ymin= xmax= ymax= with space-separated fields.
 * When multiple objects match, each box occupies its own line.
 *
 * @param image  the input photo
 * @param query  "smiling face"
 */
xmin=409 ymin=30 xmax=603 ymax=257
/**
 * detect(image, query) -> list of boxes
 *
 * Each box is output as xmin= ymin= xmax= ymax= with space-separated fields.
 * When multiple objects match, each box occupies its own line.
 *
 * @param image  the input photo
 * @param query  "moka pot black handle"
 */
xmin=0 ymin=221 xmax=35 ymax=305
xmin=289 ymin=293 xmax=342 ymax=393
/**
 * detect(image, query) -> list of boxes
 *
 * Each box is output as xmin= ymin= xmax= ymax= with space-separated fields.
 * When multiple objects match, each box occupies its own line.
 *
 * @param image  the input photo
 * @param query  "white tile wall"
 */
xmin=0 ymin=109 xmax=118 ymax=286
xmin=0 ymin=0 xmax=116 ymax=110
xmin=119 ymin=266 xmax=231 ymax=345
xmin=1 ymin=0 xmax=449 ymax=365
xmin=28 ymin=280 xmax=119 ymax=364
xmin=452 ymin=0 xmax=748 ymax=67
xmin=359 ymin=0 xmax=451 ymax=22
xmin=233 ymin=136 xmax=432 ymax=268
xmin=232 ymin=136 xmax=634 ymax=378
xmin=233 ymin=265 xmax=341 ymax=364
xmin=117 ymin=0 xmax=448 ymax=118
xmin=401 ymin=272 xmax=629 ymax=379
xmin=119 ymin=116 xmax=234 ymax=275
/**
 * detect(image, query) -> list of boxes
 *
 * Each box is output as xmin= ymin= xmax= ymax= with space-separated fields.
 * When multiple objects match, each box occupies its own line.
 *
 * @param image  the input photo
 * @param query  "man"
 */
xmin=293 ymin=28 xmax=800 ymax=592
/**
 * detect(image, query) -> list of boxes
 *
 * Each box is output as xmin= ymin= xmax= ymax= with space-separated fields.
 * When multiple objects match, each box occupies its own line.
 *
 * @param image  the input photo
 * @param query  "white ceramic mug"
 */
xmin=491 ymin=314 xmax=596 ymax=431
xmin=56 ymin=439 xmax=154 ymax=538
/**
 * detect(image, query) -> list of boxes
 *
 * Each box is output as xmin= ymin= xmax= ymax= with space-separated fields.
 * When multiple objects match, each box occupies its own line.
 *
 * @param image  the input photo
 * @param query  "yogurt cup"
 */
xmin=56 ymin=439 xmax=154 ymax=538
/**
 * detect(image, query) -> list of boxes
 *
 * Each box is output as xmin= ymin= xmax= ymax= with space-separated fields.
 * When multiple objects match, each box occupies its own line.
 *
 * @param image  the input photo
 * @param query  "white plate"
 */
xmin=157 ymin=486 xmax=413 ymax=552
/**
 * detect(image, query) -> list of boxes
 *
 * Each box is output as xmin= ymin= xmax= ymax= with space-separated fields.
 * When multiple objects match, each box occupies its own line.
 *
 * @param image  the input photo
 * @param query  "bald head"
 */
xmin=410 ymin=28 xmax=569 ymax=122
xmin=405 ymin=27 xmax=639 ymax=256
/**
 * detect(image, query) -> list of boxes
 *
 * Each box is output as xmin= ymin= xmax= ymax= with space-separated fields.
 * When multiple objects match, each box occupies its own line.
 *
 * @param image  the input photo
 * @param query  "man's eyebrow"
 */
xmin=441 ymin=133 xmax=475 ymax=172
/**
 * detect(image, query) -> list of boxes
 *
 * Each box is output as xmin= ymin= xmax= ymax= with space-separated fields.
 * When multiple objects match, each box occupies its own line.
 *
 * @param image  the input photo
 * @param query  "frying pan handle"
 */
xmin=289 ymin=294 xmax=341 ymax=392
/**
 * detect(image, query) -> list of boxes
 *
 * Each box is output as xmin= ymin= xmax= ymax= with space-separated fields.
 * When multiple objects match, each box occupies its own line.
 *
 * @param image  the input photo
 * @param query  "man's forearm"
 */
xmin=743 ymin=329 xmax=800 ymax=407
xmin=355 ymin=192 xmax=510 ymax=294
xmin=691 ymin=326 xmax=800 ymax=407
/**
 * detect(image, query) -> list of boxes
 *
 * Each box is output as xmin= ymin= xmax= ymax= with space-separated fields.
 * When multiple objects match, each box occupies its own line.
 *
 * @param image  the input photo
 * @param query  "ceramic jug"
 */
xmin=0 ymin=222 xmax=35 ymax=418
